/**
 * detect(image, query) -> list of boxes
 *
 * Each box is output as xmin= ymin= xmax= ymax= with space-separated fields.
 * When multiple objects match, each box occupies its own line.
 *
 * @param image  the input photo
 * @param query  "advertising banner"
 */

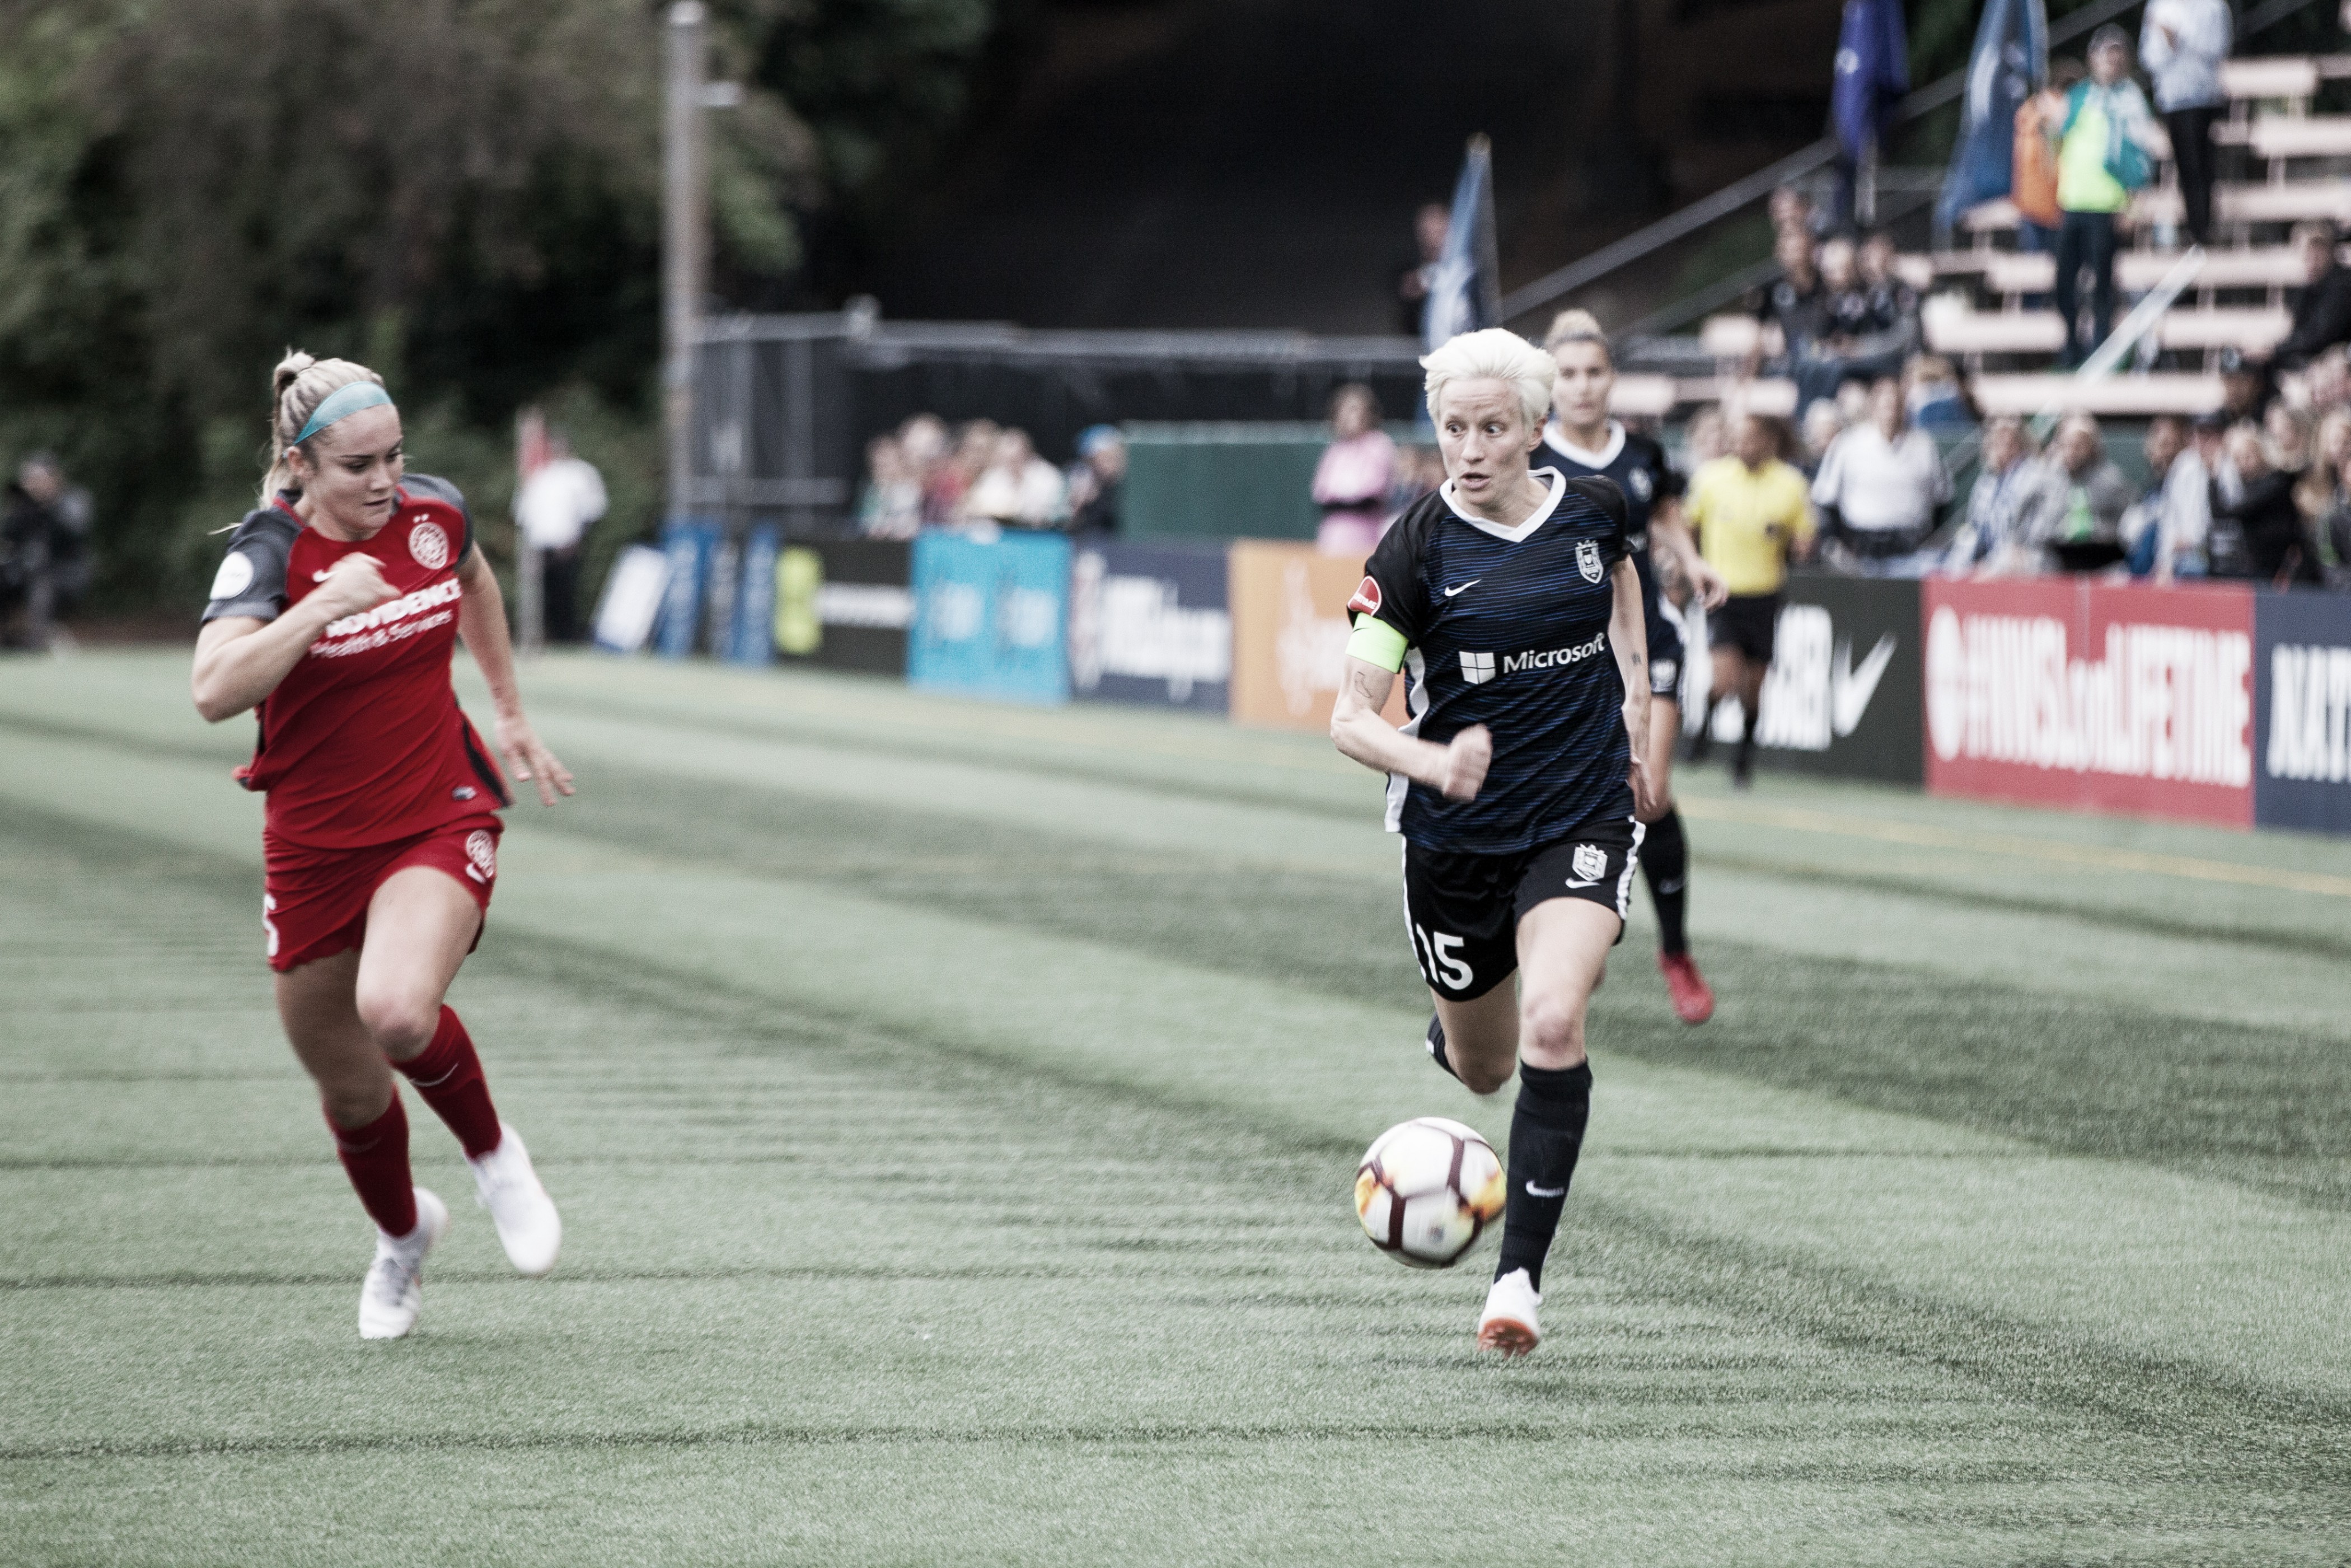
xmin=1068 ymin=543 xmax=1232 ymax=712
xmin=1228 ymin=541 xmax=1405 ymax=732
xmin=908 ymin=530 xmax=1071 ymax=704
xmin=654 ymin=518 xmax=720 ymax=660
xmin=774 ymin=538 xmax=914 ymax=675
xmin=1698 ymin=576 xmax=1924 ymax=784
xmin=725 ymin=525 xmax=780 ymax=666
xmin=2254 ymin=591 xmax=2351 ymax=835
xmin=591 ymin=544 xmax=668 ymax=654
xmin=1922 ymin=578 xmax=2256 ymax=827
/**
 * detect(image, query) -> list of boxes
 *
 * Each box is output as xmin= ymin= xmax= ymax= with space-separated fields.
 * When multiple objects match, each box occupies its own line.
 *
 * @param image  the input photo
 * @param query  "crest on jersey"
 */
xmin=1628 ymin=468 xmax=1653 ymax=502
xmin=409 ymin=521 xmax=451 ymax=572
xmin=463 ymin=829 xmax=496 ymax=884
xmin=1576 ymin=539 xmax=1604 ymax=583
xmin=1571 ymin=843 xmax=1607 ymax=882
xmin=1346 ymin=575 xmax=1382 ymax=616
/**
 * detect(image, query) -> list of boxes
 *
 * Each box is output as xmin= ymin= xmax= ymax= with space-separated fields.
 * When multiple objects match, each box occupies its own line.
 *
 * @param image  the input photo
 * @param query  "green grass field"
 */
xmin=6 ymin=648 xmax=2351 ymax=1565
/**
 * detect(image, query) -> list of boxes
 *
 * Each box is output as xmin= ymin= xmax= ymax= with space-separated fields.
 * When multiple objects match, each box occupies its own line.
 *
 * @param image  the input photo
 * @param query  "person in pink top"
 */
xmin=1313 ymin=384 xmax=1398 ymax=556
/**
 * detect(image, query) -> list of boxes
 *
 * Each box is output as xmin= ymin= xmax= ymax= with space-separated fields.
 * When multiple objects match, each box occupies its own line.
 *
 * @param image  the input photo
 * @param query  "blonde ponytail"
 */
xmin=262 ymin=351 xmax=386 ymax=503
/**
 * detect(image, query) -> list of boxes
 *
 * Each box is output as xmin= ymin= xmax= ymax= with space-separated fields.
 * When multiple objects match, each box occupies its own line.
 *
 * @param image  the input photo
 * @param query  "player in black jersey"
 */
xmin=1542 ymin=310 xmax=1726 ymax=1026
xmin=1331 ymin=328 xmax=1659 ymax=1356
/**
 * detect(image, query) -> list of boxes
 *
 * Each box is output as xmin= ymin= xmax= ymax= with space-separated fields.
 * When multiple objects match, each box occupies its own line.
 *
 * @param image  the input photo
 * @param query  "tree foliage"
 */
xmin=0 ymin=0 xmax=999 ymax=611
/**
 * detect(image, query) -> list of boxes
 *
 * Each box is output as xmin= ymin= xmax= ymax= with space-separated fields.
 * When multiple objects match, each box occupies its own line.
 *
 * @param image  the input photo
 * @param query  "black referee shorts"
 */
xmin=1401 ymin=814 xmax=1645 ymax=1003
xmin=1708 ymin=592 xmax=1782 ymax=665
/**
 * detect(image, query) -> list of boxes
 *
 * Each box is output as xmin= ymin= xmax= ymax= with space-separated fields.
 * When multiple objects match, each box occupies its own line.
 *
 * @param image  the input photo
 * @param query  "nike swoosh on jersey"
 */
xmin=1832 ymin=633 xmax=1898 ymax=736
xmin=1562 ymin=877 xmax=1601 ymax=889
xmin=1443 ymin=578 xmax=1481 ymax=597
xmin=1524 ymin=1182 xmax=1567 ymax=1197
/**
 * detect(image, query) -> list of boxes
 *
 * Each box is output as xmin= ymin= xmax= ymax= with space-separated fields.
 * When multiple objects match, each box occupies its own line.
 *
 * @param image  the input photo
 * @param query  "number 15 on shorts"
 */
xmin=1411 ymin=924 xmax=1473 ymax=993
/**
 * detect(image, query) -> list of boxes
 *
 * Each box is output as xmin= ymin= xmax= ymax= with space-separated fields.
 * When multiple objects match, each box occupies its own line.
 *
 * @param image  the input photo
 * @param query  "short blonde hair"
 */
xmin=1543 ymin=308 xmax=1609 ymax=355
xmin=1421 ymin=328 xmax=1556 ymax=427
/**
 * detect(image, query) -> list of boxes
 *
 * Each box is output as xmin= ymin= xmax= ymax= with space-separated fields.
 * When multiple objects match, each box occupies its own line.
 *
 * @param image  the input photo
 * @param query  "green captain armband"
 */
xmin=1346 ymin=614 xmax=1408 ymax=672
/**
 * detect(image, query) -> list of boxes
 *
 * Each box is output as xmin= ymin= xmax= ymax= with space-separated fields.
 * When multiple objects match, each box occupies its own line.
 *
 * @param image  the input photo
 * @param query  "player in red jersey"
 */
xmin=192 ymin=352 xmax=573 ymax=1340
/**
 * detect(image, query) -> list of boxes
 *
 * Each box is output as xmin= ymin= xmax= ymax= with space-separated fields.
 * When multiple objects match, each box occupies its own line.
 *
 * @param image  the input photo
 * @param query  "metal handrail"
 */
xmin=1500 ymin=0 xmax=2326 ymax=326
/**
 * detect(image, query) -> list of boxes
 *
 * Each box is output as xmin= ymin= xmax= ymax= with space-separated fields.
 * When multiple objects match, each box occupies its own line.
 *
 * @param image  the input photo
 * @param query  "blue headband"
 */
xmin=294 ymin=381 xmax=394 ymax=445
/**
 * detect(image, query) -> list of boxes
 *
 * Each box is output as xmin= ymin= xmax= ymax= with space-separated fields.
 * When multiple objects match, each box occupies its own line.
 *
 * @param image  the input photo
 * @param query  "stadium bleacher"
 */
xmin=1689 ymin=48 xmax=2349 ymax=416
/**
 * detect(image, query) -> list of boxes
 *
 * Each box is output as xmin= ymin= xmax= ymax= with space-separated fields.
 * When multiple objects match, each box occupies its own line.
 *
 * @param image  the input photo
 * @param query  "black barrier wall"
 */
xmin=1732 ymin=575 xmax=1924 ymax=787
xmin=772 ymin=538 xmax=914 ymax=675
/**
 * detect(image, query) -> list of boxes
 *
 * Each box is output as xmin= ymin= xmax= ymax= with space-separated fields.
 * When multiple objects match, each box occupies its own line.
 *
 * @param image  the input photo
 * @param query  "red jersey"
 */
xmin=202 ymin=475 xmax=510 ymax=849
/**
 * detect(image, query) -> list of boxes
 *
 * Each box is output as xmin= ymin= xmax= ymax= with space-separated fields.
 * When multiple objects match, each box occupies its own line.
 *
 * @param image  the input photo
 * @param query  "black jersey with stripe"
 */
xmin=1352 ymin=467 xmax=1633 ymax=855
xmin=1538 ymin=423 xmax=1683 ymax=554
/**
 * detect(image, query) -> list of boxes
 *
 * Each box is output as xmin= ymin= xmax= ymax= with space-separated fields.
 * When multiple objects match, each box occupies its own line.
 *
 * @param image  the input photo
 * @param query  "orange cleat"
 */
xmin=1657 ymin=951 xmax=1715 ymax=1025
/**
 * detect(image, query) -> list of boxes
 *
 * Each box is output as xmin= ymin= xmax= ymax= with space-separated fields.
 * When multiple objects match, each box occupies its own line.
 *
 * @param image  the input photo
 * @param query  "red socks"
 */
xmin=329 ymin=1096 xmax=418 ymax=1238
xmin=395 ymin=1007 xmax=504 ymax=1159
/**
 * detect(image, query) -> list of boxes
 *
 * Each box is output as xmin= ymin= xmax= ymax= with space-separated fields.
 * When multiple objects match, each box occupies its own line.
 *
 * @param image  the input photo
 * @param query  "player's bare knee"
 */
xmin=355 ymin=987 xmax=437 ymax=1060
xmin=1455 ymin=1055 xmax=1516 ymax=1096
xmin=1518 ymin=994 xmax=1587 ymax=1068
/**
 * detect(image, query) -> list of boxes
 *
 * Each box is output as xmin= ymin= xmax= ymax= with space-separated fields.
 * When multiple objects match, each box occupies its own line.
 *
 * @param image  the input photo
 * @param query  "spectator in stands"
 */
xmin=1858 ymin=233 xmax=1919 ymax=339
xmin=1312 ymin=383 xmax=1397 ymax=556
xmin=2268 ymin=404 xmax=2315 ymax=480
xmin=963 ymin=427 xmax=1066 ymax=528
xmin=2013 ymin=60 xmax=2087 ymax=260
xmin=1388 ymin=445 xmax=1443 ymax=516
xmin=2214 ymin=423 xmax=2319 ymax=584
xmin=1065 ymin=425 xmax=1126 ymax=538
xmin=898 ymin=414 xmax=950 ymax=522
xmin=2054 ymin=28 xmax=2166 ymax=367
xmin=1904 ymin=355 xmax=1972 ymax=430
xmin=2308 ymin=347 xmax=2351 ymax=415
xmin=1810 ymin=376 xmax=1951 ymax=565
xmin=2030 ymin=413 xmax=2135 ymax=569
xmin=2292 ymin=408 xmax=2345 ymax=550
xmin=856 ymin=433 xmax=923 ymax=540
xmin=1754 ymin=227 xmax=1828 ymax=371
xmin=1799 ymin=399 xmax=1845 ymax=475
xmin=2218 ymin=347 xmax=2273 ymax=424
xmin=3 ymin=452 xmax=93 ymax=648
xmin=2134 ymin=415 xmax=2214 ymax=581
xmin=1946 ymin=417 xmax=2045 ymax=573
xmin=2272 ymin=222 xmax=2351 ymax=372
xmin=929 ymin=419 xmax=996 ymax=522
xmin=2140 ymin=0 xmax=2230 ymax=246
xmin=1769 ymin=184 xmax=1829 ymax=241
xmin=2320 ymin=435 xmax=2351 ymax=588
xmin=1395 ymin=204 xmax=1449 ymax=337
xmin=1681 ymin=406 xmax=1729 ymax=471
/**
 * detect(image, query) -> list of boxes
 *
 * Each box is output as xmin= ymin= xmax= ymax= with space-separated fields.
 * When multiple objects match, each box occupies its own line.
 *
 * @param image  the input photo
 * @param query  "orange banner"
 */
xmin=1228 ymin=541 xmax=1407 ymax=732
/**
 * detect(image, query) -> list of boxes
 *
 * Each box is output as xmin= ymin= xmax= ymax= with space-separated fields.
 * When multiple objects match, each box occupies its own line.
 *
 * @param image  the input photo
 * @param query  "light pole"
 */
xmin=663 ymin=0 xmax=709 ymax=526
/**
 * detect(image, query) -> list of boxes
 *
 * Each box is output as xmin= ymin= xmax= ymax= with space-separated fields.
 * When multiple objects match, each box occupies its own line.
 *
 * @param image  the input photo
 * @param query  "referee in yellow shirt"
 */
xmin=1685 ymin=411 xmax=1815 ymax=788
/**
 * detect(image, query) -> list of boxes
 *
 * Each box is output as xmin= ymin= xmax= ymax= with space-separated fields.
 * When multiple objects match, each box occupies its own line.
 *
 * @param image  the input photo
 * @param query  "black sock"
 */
xmin=1425 ymin=1014 xmax=1458 ymax=1082
xmin=1642 ymin=808 xmax=1690 ymax=956
xmin=1735 ymin=701 xmax=1759 ymax=774
xmin=1495 ymin=1061 xmax=1593 ymax=1293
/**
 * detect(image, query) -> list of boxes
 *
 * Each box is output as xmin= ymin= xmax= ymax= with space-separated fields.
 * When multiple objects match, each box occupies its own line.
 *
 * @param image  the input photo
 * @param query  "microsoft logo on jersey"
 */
xmin=1459 ymin=631 xmax=1607 ymax=685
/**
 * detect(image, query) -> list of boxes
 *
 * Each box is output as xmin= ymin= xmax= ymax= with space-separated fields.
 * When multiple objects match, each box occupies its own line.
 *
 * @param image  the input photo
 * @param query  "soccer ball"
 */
xmin=1354 ymin=1117 xmax=1506 ymax=1269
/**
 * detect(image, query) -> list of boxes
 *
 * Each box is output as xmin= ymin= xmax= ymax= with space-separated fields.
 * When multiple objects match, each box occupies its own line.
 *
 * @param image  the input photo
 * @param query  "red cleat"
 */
xmin=1657 ymin=952 xmax=1715 ymax=1024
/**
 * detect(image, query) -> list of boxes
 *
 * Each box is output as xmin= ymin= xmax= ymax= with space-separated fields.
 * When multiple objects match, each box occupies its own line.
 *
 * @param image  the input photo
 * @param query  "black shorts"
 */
xmin=1401 ymin=814 xmax=1645 ymax=1003
xmin=1708 ymin=592 xmax=1781 ymax=664
xmin=1637 ymin=554 xmax=1685 ymax=700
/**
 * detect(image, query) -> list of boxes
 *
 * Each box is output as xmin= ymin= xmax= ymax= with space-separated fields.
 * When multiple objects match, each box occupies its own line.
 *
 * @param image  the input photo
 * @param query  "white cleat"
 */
xmin=358 ymin=1188 xmax=448 ymax=1341
xmin=467 ymin=1122 xmax=561 ymax=1276
xmin=1477 ymin=1267 xmax=1542 ymax=1356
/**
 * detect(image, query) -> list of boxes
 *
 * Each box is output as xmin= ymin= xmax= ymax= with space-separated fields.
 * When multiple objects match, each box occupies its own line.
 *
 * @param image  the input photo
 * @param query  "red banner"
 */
xmin=1922 ymin=579 xmax=2256 ymax=828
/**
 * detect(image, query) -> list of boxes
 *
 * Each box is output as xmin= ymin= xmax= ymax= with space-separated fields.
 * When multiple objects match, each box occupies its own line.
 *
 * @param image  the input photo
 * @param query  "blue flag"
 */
xmin=1422 ymin=137 xmax=1501 ymax=352
xmin=1935 ymin=0 xmax=2048 ymax=241
xmin=1833 ymin=0 xmax=1911 ymax=161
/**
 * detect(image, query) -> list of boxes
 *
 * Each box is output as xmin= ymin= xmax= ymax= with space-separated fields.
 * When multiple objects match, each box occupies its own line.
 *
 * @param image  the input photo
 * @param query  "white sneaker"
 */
xmin=467 ymin=1122 xmax=561 ymax=1276
xmin=358 ymin=1188 xmax=448 ymax=1341
xmin=1477 ymin=1267 xmax=1541 ymax=1356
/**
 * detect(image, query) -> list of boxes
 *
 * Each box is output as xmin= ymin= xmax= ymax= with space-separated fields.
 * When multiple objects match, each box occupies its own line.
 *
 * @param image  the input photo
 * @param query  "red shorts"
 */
xmin=262 ymin=815 xmax=502 ymax=972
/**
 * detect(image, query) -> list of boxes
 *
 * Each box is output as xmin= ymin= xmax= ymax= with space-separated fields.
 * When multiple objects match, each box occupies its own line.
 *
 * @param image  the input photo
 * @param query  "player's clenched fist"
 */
xmin=1440 ymin=724 xmax=1491 ymax=802
xmin=310 ymin=553 xmax=397 ymax=621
